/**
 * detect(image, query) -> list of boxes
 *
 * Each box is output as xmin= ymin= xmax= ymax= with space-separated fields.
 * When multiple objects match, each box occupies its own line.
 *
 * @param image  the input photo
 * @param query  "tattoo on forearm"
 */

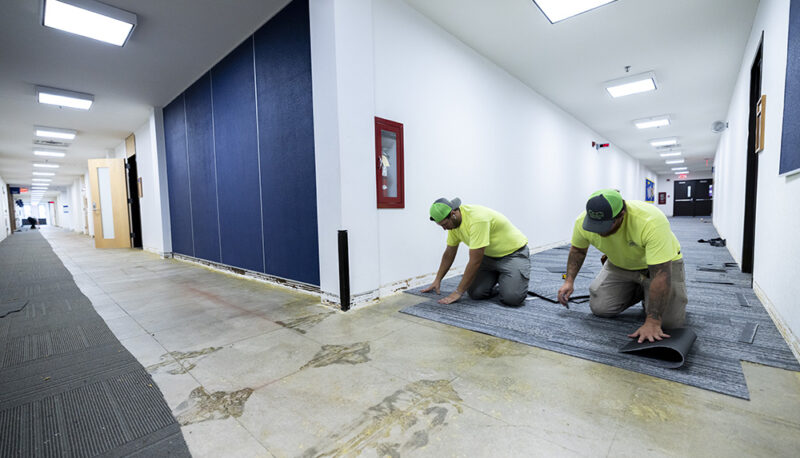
xmin=647 ymin=261 xmax=672 ymax=320
xmin=566 ymin=247 xmax=587 ymax=281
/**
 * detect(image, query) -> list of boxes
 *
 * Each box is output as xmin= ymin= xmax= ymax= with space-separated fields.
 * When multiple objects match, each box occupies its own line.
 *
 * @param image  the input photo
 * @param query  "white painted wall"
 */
xmin=0 ymin=175 xmax=10 ymax=242
xmin=310 ymin=0 xmax=381 ymax=303
xmin=309 ymin=0 xmax=656 ymax=304
xmin=370 ymin=0 xmax=656 ymax=295
xmin=84 ymin=171 xmax=94 ymax=237
xmin=713 ymin=0 xmax=799 ymax=354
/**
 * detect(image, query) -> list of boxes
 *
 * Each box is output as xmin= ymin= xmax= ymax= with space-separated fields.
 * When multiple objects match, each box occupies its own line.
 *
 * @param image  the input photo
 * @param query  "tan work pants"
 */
xmin=588 ymin=258 xmax=688 ymax=328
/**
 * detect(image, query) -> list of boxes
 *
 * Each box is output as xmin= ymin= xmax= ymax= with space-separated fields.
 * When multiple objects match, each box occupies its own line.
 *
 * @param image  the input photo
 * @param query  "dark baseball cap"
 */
xmin=429 ymin=197 xmax=461 ymax=222
xmin=582 ymin=189 xmax=624 ymax=234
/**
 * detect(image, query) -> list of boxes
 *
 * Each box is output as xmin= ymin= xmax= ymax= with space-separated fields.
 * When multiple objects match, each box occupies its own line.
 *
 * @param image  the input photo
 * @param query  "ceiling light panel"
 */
xmin=605 ymin=72 xmax=657 ymax=98
xmin=32 ymin=179 xmax=52 ymax=182
xmin=650 ymin=137 xmax=678 ymax=147
xmin=671 ymin=167 xmax=687 ymax=171
xmin=36 ymin=86 xmax=94 ymax=110
xmin=33 ymin=172 xmax=56 ymax=176
xmin=34 ymin=149 xmax=66 ymax=157
xmin=634 ymin=115 xmax=670 ymax=129
xmin=35 ymin=126 xmax=76 ymax=140
xmin=666 ymin=159 xmax=685 ymax=164
xmin=660 ymin=151 xmax=682 ymax=157
xmin=532 ymin=0 xmax=617 ymax=24
xmin=33 ymin=163 xmax=60 ymax=168
xmin=674 ymin=172 xmax=689 ymax=175
xmin=42 ymin=0 xmax=137 ymax=46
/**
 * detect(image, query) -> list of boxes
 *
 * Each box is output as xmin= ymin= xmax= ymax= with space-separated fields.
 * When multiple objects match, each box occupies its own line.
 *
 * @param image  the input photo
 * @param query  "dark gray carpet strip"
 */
xmin=402 ymin=217 xmax=800 ymax=399
xmin=0 ymin=231 xmax=189 ymax=457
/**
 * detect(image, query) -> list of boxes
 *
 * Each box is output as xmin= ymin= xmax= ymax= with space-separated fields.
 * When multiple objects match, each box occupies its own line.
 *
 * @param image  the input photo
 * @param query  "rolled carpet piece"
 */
xmin=618 ymin=327 xmax=697 ymax=369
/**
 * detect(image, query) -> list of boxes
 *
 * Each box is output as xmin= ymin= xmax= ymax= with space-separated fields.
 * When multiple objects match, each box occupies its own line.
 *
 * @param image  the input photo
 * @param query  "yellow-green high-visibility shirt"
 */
xmin=571 ymin=200 xmax=682 ymax=270
xmin=446 ymin=204 xmax=528 ymax=258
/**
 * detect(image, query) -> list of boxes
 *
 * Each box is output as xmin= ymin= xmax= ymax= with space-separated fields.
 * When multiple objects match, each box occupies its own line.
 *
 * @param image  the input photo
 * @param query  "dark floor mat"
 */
xmin=619 ymin=327 xmax=697 ymax=368
xmin=0 ymin=231 xmax=190 ymax=457
xmin=402 ymin=217 xmax=800 ymax=400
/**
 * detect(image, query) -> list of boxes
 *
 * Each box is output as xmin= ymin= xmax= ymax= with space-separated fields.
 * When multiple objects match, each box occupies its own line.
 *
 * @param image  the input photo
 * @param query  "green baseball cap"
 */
xmin=429 ymin=197 xmax=461 ymax=222
xmin=582 ymin=189 xmax=624 ymax=234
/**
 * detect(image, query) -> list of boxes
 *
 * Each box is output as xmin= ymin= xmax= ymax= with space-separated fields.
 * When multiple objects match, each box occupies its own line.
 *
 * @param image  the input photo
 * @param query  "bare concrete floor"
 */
xmin=41 ymin=228 xmax=800 ymax=457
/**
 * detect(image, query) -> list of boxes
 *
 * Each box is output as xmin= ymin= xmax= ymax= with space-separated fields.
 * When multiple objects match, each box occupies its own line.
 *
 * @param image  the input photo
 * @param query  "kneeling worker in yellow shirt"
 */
xmin=557 ymin=189 xmax=688 ymax=343
xmin=423 ymin=197 xmax=530 ymax=306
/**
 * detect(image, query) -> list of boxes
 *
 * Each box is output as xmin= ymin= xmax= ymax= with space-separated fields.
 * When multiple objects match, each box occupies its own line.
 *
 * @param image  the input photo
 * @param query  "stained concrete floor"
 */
xmin=40 ymin=227 xmax=800 ymax=458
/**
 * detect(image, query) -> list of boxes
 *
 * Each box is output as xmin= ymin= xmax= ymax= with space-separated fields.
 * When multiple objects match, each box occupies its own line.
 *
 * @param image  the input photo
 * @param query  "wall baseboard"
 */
xmin=753 ymin=280 xmax=800 ymax=364
xmin=144 ymin=247 xmax=172 ymax=258
xmin=172 ymin=253 xmax=321 ymax=298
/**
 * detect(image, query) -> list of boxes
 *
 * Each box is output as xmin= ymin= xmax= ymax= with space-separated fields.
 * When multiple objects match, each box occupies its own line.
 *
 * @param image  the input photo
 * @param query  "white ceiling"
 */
xmin=0 ymin=0 xmax=759 ymax=204
xmin=404 ymin=0 xmax=759 ymax=175
xmin=0 ymin=0 xmax=291 ymax=202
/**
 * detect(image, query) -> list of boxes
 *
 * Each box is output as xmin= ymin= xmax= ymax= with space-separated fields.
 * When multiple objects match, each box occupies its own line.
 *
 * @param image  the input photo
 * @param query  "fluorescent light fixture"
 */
xmin=36 ymin=85 xmax=94 ymax=110
xmin=35 ymin=126 xmax=76 ymax=140
xmin=34 ymin=149 xmax=66 ymax=157
xmin=671 ymin=167 xmax=687 ymax=171
xmin=665 ymin=159 xmax=685 ymax=164
xmin=532 ymin=0 xmax=616 ymax=24
xmin=650 ymin=137 xmax=678 ymax=148
xmin=674 ymin=172 xmax=688 ymax=175
xmin=42 ymin=0 xmax=137 ymax=46
xmin=33 ymin=172 xmax=56 ymax=176
xmin=32 ymin=179 xmax=52 ymax=182
xmin=634 ymin=115 xmax=670 ymax=129
xmin=605 ymin=72 xmax=657 ymax=98
xmin=31 ymin=187 xmax=49 ymax=190
xmin=34 ymin=163 xmax=60 ymax=168
xmin=659 ymin=151 xmax=682 ymax=157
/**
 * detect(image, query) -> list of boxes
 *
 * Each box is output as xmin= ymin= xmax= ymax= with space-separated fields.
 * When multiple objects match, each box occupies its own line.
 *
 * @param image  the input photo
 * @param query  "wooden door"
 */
xmin=88 ymin=158 xmax=131 ymax=249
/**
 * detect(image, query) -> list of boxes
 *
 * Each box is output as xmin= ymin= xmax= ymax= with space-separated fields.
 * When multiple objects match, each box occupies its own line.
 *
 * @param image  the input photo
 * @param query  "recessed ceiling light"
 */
xmin=34 ymin=163 xmax=60 ymax=168
xmin=34 ymin=149 xmax=66 ymax=157
xmin=674 ymin=171 xmax=689 ymax=175
xmin=35 ymin=126 xmax=76 ymax=140
xmin=660 ymin=151 xmax=682 ymax=157
xmin=671 ymin=167 xmax=687 ymax=171
xmin=532 ymin=0 xmax=616 ymax=24
xmin=650 ymin=138 xmax=678 ymax=148
xmin=33 ymin=172 xmax=56 ymax=176
xmin=634 ymin=115 xmax=670 ymax=129
xmin=666 ymin=159 xmax=685 ymax=164
xmin=605 ymin=72 xmax=657 ymax=98
xmin=42 ymin=0 xmax=137 ymax=47
xmin=32 ymin=178 xmax=52 ymax=182
xmin=36 ymin=85 xmax=94 ymax=110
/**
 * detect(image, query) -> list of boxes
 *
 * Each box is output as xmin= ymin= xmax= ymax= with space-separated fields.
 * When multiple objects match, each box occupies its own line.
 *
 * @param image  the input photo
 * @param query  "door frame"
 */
xmin=742 ymin=36 xmax=763 ymax=274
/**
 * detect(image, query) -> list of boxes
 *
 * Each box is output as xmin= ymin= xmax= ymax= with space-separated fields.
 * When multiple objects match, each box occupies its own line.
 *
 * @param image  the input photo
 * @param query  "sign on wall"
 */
xmin=645 ymin=178 xmax=655 ymax=202
xmin=658 ymin=192 xmax=666 ymax=205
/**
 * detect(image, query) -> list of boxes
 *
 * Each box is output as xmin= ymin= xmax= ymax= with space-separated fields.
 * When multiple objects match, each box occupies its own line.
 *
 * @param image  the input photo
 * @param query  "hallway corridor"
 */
xmin=1 ymin=224 xmax=793 ymax=456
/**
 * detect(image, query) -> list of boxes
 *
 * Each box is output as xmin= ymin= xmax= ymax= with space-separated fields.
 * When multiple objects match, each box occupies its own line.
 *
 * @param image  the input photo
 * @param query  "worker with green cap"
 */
xmin=557 ymin=189 xmax=688 ymax=343
xmin=422 ymin=197 xmax=530 ymax=306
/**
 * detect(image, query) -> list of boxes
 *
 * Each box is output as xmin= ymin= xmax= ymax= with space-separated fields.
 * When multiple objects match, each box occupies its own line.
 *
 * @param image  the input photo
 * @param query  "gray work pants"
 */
xmin=468 ymin=245 xmax=530 ymax=307
xmin=588 ymin=258 xmax=688 ymax=328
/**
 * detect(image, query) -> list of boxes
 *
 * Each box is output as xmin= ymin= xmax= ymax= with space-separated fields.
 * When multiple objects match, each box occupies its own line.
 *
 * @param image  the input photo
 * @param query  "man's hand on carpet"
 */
xmin=438 ymin=291 xmax=462 ymax=304
xmin=557 ymin=281 xmax=574 ymax=307
xmin=628 ymin=317 xmax=671 ymax=343
xmin=421 ymin=281 xmax=441 ymax=295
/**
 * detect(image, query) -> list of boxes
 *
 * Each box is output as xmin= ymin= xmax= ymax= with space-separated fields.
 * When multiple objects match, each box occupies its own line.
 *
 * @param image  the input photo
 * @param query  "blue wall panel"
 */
xmin=212 ymin=39 xmax=265 ymax=273
xmin=161 ymin=0 xmax=319 ymax=285
xmin=163 ymin=95 xmax=194 ymax=257
xmin=780 ymin=0 xmax=800 ymax=175
xmin=185 ymin=74 xmax=221 ymax=262
xmin=255 ymin=0 xmax=319 ymax=285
